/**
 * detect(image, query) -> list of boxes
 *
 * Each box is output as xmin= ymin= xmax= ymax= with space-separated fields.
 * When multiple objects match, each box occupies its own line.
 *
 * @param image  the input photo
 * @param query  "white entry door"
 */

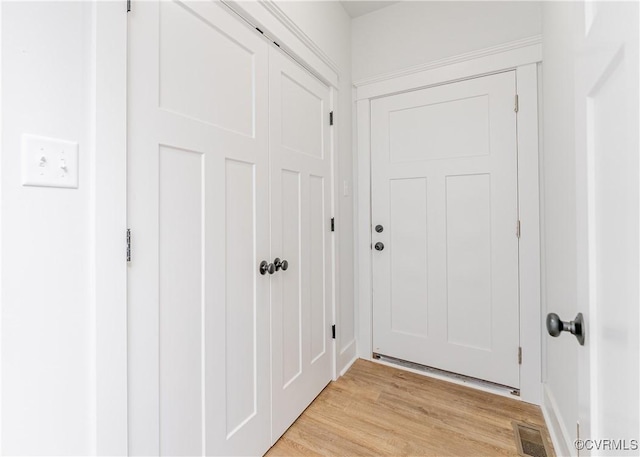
xmin=371 ymin=72 xmax=520 ymax=388
xmin=575 ymin=1 xmax=639 ymax=451
xmin=269 ymin=48 xmax=334 ymax=440
xmin=127 ymin=2 xmax=271 ymax=455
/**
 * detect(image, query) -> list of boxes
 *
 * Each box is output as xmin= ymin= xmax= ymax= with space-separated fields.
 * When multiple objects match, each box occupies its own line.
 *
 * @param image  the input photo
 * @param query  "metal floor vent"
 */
xmin=513 ymin=422 xmax=550 ymax=457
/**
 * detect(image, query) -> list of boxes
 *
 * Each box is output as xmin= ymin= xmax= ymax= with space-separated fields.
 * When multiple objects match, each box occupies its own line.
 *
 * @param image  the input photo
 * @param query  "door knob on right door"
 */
xmin=546 ymin=312 xmax=585 ymax=345
xmin=274 ymin=258 xmax=289 ymax=271
xmin=374 ymin=242 xmax=384 ymax=251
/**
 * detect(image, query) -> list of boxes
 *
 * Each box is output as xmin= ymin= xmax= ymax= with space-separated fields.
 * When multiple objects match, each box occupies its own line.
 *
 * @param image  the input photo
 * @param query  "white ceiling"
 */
xmin=340 ymin=1 xmax=399 ymax=18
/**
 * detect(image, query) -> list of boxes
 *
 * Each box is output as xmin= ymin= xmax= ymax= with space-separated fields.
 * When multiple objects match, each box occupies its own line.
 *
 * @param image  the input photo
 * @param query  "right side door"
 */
xmin=269 ymin=47 xmax=334 ymax=441
xmin=574 ymin=0 xmax=639 ymax=450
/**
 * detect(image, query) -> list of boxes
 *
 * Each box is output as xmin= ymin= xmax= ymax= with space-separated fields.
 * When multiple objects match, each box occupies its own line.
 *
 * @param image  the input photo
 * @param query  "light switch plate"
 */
xmin=22 ymin=134 xmax=79 ymax=188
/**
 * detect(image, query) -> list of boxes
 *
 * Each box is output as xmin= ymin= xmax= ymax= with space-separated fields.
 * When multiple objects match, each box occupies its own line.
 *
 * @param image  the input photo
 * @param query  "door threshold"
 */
xmin=372 ymin=353 xmax=520 ymax=399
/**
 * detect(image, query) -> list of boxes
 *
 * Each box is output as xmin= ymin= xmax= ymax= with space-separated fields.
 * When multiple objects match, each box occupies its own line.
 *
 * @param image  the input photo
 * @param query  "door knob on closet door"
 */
xmin=259 ymin=260 xmax=275 ymax=275
xmin=374 ymin=242 xmax=384 ymax=251
xmin=546 ymin=312 xmax=585 ymax=345
xmin=274 ymin=258 xmax=289 ymax=271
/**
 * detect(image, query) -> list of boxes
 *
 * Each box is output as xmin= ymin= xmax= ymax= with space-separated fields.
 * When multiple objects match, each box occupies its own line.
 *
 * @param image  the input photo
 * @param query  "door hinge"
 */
xmin=516 ymin=220 xmax=521 ymax=239
xmin=127 ymin=0 xmax=131 ymax=12
xmin=331 ymin=217 xmax=335 ymax=232
xmin=514 ymin=94 xmax=519 ymax=113
xmin=329 ymin=111 xmax=334 ymax=126
xmin=332 ymin=324 xmax=336 ymax=339
xmin=518 ymin=346 xmax=522 ymax=365
xmin=126 ymin=229 xmax=131 ymax=262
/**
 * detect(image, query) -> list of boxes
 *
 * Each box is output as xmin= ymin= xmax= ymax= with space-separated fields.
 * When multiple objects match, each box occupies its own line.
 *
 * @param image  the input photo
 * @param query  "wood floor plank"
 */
xmin=266 ymin=359 xmax=555 ymax=457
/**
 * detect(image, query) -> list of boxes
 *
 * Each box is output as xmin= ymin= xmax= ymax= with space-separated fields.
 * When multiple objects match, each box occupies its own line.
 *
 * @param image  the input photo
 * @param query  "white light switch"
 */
xmin=22 ymin=134 xmax=79 ymax=188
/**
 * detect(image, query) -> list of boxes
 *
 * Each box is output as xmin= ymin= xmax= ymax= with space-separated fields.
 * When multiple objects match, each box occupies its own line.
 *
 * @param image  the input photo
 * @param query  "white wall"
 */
xmin=540 ymin=2 xmax=581 ymax=455
xmin=1 ymin=2 xmax=96 ymax=455
xmin=276 ymin=1 xmax=357 ymax=372
xmin=352 ymin=1 xmax=542 ymax=82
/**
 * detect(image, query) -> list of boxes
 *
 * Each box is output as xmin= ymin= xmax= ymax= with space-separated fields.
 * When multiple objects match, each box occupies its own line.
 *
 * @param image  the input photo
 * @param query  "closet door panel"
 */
xmin=223 ymin=158 xmax=259 ymax=435
xmin=158 ymin=146 xmax=204 ymax=456
xmin=309 ymin=174 xmax=328 ymax=362
xmin=158 ymin=0 xmax=255 ymax=135
xmin=269 ymin=47 xmax=333 ymax=442
xmin=128 ymin=2 xmax=271 ymax=455
xmin=280 ymin=169 xmax=303 ymax=386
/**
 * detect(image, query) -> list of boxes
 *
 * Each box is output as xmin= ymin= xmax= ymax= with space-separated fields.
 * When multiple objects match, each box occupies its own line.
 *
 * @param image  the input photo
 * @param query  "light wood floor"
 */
xmin=266 ymin=359 xmax=554 ymax=457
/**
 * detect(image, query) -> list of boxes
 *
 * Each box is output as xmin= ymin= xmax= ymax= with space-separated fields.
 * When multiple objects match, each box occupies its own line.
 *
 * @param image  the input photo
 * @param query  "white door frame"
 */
xmin=355 ymin=36 xmax=543 ymax=405
xmin=92 ymin=2 xmax=342 ymax=452
xmin=92 ymin=2 xmax=128 ymax=454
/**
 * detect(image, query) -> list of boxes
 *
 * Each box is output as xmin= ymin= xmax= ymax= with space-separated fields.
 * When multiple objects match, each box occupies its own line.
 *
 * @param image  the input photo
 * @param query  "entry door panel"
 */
xmin=128 ymin=2 xmax=271 ymax=455
xmin=371 ymin=72 xmax=520 ymax=388
xmin=269 ymin=48 xmax=333 ymax=441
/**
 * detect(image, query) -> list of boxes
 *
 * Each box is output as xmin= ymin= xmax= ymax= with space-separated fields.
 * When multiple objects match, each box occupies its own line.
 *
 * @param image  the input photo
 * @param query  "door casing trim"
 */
xmin=354 ymin=44 xmax=542 ymax=405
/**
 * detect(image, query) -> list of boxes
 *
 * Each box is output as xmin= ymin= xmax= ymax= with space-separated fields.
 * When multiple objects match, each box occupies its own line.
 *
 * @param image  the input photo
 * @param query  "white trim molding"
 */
xmin=221 ymin=0 xmax=340 ymax=88
xmin=355 ymin=43 xmax=543 ymax=404
xmin=0 ymin=1 xmax=4 ymax=451
xmin=339 ymin=351 xmax=358 ymax=377
xmin=516 ymin=63 xmax=543 ymax=405
xmin=355 ymin=35 xmax=542 ymax=100
xmin=542 ymin=384 xmax=576 ymax=457
xmin=337 ymin=339 xmax=357 ymax=376
xmin=328 ymin=85 xmax=343 ymax=381
xmin=258 ymin=0 xmax=340 ymax=78
xmin=92 ymin=2 xmax=128 ymax=454
xmin=354 ymin=35 xmax=541 ymax=88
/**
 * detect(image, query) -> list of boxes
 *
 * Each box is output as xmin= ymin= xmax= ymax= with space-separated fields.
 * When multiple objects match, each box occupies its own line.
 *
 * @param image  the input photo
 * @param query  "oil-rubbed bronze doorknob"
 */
xmin=259 ymin=260 xmax=275 ymax=275
xmin=274 ymin=258 xmax=289 ymax=271
xmin=374 ymin=242 xmax=384 ymax=251
xmin=546 ymin=312 xmax=585 ymax=345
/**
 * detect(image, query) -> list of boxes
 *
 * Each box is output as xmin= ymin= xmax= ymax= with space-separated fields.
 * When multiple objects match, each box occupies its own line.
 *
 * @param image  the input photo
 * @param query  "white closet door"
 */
xmin=269 ymin=48 xmax=333 ymax=441
xmin=371 ymin=72 xmax=520 ymax=388
xmin=127 ymin=2 xmax=271 ymax=455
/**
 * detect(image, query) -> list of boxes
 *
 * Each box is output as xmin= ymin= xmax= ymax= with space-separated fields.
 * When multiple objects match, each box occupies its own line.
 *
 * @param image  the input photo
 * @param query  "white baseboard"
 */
xmin=336 ymin=338 xmax=357 ymax=376
xmin=337 ymin=344 xmax=358 ymax=377
xmin=541 ymin=384 xmax=575 ymax=457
